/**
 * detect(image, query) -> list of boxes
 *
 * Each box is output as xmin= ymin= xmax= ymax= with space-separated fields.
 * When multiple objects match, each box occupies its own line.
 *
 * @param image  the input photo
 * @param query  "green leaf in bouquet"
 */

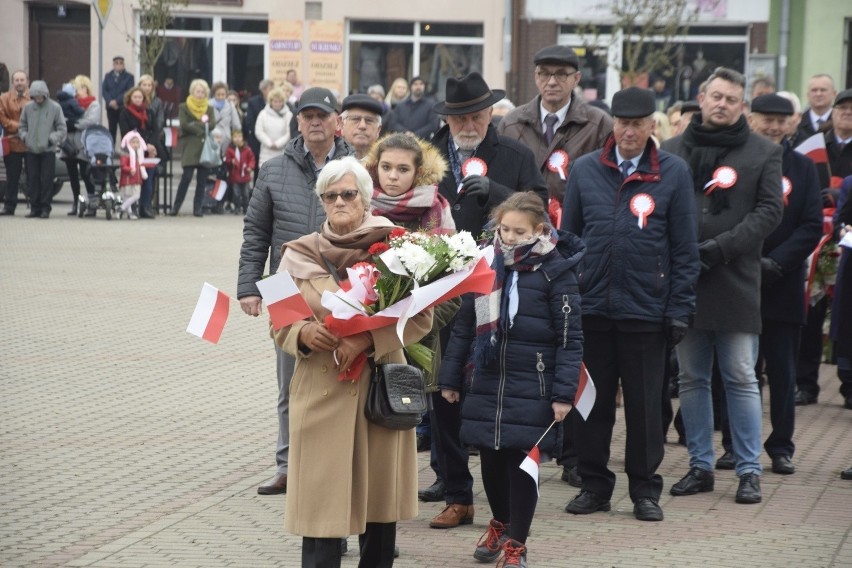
xmin=404 ymin=341 xmax=434 ymax=372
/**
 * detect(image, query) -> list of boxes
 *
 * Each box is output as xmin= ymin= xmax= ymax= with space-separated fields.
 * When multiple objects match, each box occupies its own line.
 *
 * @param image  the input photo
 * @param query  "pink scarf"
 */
xmin=120 ymin=131 xmax=148 ymax=180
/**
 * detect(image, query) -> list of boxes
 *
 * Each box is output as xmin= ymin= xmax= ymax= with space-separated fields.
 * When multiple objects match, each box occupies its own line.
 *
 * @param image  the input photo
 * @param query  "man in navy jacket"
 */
xmin=102 ymin=55 xmax=135 ymax=142
xmin=561 ymin=87 xmax=699 ymax=521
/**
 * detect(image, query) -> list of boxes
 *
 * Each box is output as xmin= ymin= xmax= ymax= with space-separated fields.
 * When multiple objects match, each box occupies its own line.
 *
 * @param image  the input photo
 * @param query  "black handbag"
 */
xmin=365 ymin=362 xmax=427 ymax=430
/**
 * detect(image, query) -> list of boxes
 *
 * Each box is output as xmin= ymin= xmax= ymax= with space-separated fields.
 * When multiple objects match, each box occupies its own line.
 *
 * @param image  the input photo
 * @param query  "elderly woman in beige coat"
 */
xmin=274 ymin=156 xmax=433 ymax=568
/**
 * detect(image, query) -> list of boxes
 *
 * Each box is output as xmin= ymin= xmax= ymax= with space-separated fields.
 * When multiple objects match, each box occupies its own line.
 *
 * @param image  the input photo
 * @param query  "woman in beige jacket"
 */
xmin=274 ymin=156 xmax=432 ymax=567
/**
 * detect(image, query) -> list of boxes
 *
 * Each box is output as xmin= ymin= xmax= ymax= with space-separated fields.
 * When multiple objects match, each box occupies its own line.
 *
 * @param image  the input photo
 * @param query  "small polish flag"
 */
xmin=186 ymin=283 xmax=230 ymax=344
xmin=519 ymin=445 xmax=542 ymax=496
xmin=164 ymin=127 xmax=179 ymax=148
xmin=209 ymin=179 xmax=227 ymax=201
xmin=794 ymin=133 xmax=828 ymax=164
xmin=574 ymin=362 xmax=597 ymax=420
xmin=0 ymin=137 xmax=9 ymax=157
xmin=256 ymin=270 xmax=315 ymax=330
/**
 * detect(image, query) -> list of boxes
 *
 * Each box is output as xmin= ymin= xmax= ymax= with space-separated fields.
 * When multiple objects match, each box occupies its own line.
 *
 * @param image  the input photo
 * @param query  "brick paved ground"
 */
xmin=1 ymin=190 xmax=850 ymax=568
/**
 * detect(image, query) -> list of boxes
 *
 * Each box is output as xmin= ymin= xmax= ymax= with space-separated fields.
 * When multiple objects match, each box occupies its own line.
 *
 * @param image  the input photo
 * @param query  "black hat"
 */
xmin=410 ymin=76 xmax=425 ymax=85
xmin=681 ymin=100 xmax=700 ymax=113
xmin=835 ymin=89 xmax=852 ymax=106
xmin=297 ymin=87 xmax=338 ymax=114
xmin=533 ymin=45 xmax=580 ymax=69
xmin=751 ymin=93 xmax=794 ymax=115
xmin=610 ymin=87 xmax=655 ymax=118
xmin=113 ymin=55 xmax=125 ymax=62
xmin=341 ymin=94 xmax=383 ymax=116
xmin=433 ymin=72 xmax=505 ymax=116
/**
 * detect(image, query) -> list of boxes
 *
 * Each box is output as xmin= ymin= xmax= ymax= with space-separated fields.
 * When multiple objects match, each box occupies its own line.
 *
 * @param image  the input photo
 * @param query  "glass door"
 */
xmin=223 ymin=38 xmax=267 ymax=99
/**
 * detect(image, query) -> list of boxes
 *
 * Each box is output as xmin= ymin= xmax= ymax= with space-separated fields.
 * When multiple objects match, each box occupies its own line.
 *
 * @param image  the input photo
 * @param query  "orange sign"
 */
xmin=269 ymin=20 xmax=304 ymax=87
xmin=307 ymin=21 xmax=344 ymax=96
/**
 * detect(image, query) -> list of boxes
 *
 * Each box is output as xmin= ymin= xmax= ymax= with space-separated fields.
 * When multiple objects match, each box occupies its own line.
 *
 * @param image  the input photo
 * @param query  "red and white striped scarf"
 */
xmin=370 ymin=184 xmax=455 ymax=233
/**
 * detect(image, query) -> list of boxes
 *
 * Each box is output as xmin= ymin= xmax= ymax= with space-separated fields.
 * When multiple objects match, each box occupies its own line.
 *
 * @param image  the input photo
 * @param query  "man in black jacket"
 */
xmin=238 ymin=87 xmax=352 ymax=496
xmin=424 ymin=72 xmax=548 ymax=529
xmin=793 ymin=74 xmax=836 ymax=147
xmin=713 ymin=94 xmax=823 ymax=476
xmin=662 ymin=67 xmax=783 ymax=505
xmin=385 ymin=76 xmax=440 ymax=140
xmin=243 ymin=79 xmax=274 ymax=183
xmin=561 ymin=87 xmax=699 ymax=522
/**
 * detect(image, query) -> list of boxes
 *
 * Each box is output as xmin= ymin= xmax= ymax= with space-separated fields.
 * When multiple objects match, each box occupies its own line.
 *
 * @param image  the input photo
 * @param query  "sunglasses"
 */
xmin=320 ymin=189 xmax=360 ymax=204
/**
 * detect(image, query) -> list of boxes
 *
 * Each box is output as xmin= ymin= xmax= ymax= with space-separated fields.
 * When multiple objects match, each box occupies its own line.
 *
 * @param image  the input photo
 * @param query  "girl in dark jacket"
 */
xmin=439 ymin=192 xmax=584 ymax=567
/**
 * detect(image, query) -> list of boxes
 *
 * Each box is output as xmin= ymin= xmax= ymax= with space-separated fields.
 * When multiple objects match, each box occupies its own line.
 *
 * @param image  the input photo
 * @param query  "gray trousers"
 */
xmin=276 ymin=344 xmax=295 ymax=474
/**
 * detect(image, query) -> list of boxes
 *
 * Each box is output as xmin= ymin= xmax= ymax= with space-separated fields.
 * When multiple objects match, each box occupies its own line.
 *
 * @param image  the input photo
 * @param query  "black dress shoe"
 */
xmin=633 ymin=498 xmax=664 ymax=521
xmin=257 ymin=472 xmax=287 ymax=495
xmin=841 ymin=467 xmax=852 ymax=480
xmin=39 ymin=211 xmax=50 ymax=218
xmin=139 ymin=208 xmax=155 ymax=219
xmin=561 ymin=465 xmax=582 ymax=488
xmin=771 ymin=455 xmax=795 ymax=475
xmin=845 ymin=396 xmax=852 ymax=410
xmin=735 ymin=473 xmax=761 ymax=504
xmin=795 ymin=390 xmax=818 ymax=405
xmin=0 ymin=209 xmax=14 ymax=216
xmin=565 ymin=490 xmax=611 ymax=515
xmin=24 ymin=211 xmax=41 ymax=218
xmin=418 ymin=479 xmax=445 ymax=502
xmin=670 ymin=467 xmax=715 ymax=496
xmin=715 ymin=451 xmax=735 ymax=470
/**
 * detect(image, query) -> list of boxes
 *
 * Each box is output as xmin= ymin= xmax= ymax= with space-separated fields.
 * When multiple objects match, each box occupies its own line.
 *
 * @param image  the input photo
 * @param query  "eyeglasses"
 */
xmin=320 ymin=190 xmax=361 ymax=204
xmin=535 ymin=70 xmax=577 ymax=83
xmin=343 ymin=115 xmax=379 ymax=126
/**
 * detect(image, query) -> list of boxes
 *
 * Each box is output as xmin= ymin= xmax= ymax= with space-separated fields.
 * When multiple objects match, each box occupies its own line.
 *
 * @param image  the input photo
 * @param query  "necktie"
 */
xmin=620 ymin=160 xmax=632 ymax=179
xmin=816 ymin=118 xmax=825 ymax=130
xmin=544 ymin=113 xmax=559 ymax=146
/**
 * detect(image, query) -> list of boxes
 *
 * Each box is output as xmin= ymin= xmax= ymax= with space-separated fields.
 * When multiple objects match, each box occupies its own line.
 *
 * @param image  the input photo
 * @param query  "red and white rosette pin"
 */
xmin=458 ymin=157 xmax=488 ymax=194
xmin=782 ymin=176 xmax=792 ymax=206
xmin=546 ymin=150 xmax=570 ymax=180
xmin=704 ymin=166 xmax=738 ymax=195
xmin=630 ymin=193 xmax=655 ymax=229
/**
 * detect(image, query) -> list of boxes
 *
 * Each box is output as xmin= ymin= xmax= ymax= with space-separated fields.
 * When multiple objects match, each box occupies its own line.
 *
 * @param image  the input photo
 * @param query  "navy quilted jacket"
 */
xmin=562 ymin=135 xmax=699 ymax=325
xmin=438 ymin=231 xmax=585 ymax=453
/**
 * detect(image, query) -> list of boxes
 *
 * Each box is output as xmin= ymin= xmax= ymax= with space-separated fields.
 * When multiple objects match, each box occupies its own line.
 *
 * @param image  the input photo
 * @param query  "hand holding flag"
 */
xmin=256 ymin=271 xmax=315 ymax=330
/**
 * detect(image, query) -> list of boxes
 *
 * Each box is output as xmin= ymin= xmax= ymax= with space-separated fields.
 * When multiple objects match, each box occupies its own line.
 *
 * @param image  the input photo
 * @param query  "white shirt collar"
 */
xmin=539 ymin=98 xmax=571 ymax=130
xmin=615 ymin=148 xmax=642 ymax=175
xmin=809 ymin=108 xmax=832 ymax=129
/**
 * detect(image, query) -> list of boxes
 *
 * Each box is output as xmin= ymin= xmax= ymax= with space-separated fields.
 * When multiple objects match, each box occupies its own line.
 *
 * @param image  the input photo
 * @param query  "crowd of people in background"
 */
xmin=2 ymin=45 xmax=851 ymax=568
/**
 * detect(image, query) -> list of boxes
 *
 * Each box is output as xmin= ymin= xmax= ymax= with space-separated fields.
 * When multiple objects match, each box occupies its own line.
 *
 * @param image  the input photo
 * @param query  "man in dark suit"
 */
xmin=243 ymin=78 xmax=274 ymax=183
xmin=423 ymin=72 xmax=547 ymax=529
xmin=102 ymin=55 xmax=134 ymax=142
xmin=793 ymin=74 xmax=836 ymax=146
xmin=662 ymin=67 xmax=783 ymax=505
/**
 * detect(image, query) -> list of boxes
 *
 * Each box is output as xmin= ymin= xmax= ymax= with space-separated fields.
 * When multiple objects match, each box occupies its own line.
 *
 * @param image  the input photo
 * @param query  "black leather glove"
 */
xmin=665 ymin=318 xmax=689 ymax=347
xmin=460 ymin=175 xmax=490 ymax=205
xmin=697 ymin=239 xmax=724 ymax=273
xmin=760 ymin=257 xmax=784 ymax=286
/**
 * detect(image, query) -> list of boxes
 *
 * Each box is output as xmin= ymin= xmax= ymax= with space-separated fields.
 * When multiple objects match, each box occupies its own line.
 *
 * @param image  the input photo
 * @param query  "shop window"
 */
xmin=146 ymin=36 xmax=213 ymax=109
xmin=222 ymin=19 xmax=268 ymax=33
xmin=167 ymin=17 xmax=213 ymax=31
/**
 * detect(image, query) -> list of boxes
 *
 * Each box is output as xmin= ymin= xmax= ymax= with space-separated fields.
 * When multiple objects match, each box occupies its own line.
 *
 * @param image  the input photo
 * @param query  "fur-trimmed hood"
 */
xmin=364 ymin=135 xmax=448 ymax=189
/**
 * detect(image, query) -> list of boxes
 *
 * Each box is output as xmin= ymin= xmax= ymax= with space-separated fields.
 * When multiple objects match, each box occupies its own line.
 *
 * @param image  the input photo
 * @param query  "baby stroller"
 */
xmin=78 ymin=125 xmax=121 ymax=219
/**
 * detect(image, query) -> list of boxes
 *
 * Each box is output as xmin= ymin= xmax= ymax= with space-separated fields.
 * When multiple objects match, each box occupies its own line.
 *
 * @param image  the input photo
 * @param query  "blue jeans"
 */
xmin=677 ymin=330 xmax=763 ymax=476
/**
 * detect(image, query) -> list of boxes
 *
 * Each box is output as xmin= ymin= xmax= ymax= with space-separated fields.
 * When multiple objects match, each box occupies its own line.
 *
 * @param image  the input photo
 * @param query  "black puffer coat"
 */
xmin=237 ymin=136 xmax=352 ymax=298
xmin=438 ymin=231 xmax=585 ymax=454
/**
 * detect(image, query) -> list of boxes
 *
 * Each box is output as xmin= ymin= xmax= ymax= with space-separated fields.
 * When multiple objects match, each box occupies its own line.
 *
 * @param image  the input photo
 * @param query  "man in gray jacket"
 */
xmin=662 ymin=67 xmax=783 ymax=505
xmin=18 ymin=80 xmax=66 ymax=218
xmin=238 ymin=87 xmax=352 ymax=495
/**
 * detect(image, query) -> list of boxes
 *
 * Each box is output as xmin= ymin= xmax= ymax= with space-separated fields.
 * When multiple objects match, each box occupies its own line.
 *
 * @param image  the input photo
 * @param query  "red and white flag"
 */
xmin=0 ymin=137 xmax=9 ymax=157
xmin=186 ymin=283 xmax=230 ymax=344
xmin=209 ymin=179 xmax=228 ymax=201
xmin=794 ymin=133 xmax=828 ymax=164
xmin=574 ymin=362 xmax=597 ymax=420
xmin=519 ymin=445 xmax=542 ymax=496
xmin=164 ymin=126 xmax=179 ymax=148
xmin=256 ymin=271 xmax=315 ymax=330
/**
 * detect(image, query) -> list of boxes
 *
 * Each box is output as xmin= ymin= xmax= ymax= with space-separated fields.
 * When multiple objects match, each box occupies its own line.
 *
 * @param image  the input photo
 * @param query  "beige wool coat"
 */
xmin=273 ymin=274 xmax=433 ymax=538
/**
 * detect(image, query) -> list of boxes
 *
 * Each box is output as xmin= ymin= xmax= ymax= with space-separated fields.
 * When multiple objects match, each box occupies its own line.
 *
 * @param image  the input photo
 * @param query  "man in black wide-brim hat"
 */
xmin=421 ymin=71 xmax=548 ymax=531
